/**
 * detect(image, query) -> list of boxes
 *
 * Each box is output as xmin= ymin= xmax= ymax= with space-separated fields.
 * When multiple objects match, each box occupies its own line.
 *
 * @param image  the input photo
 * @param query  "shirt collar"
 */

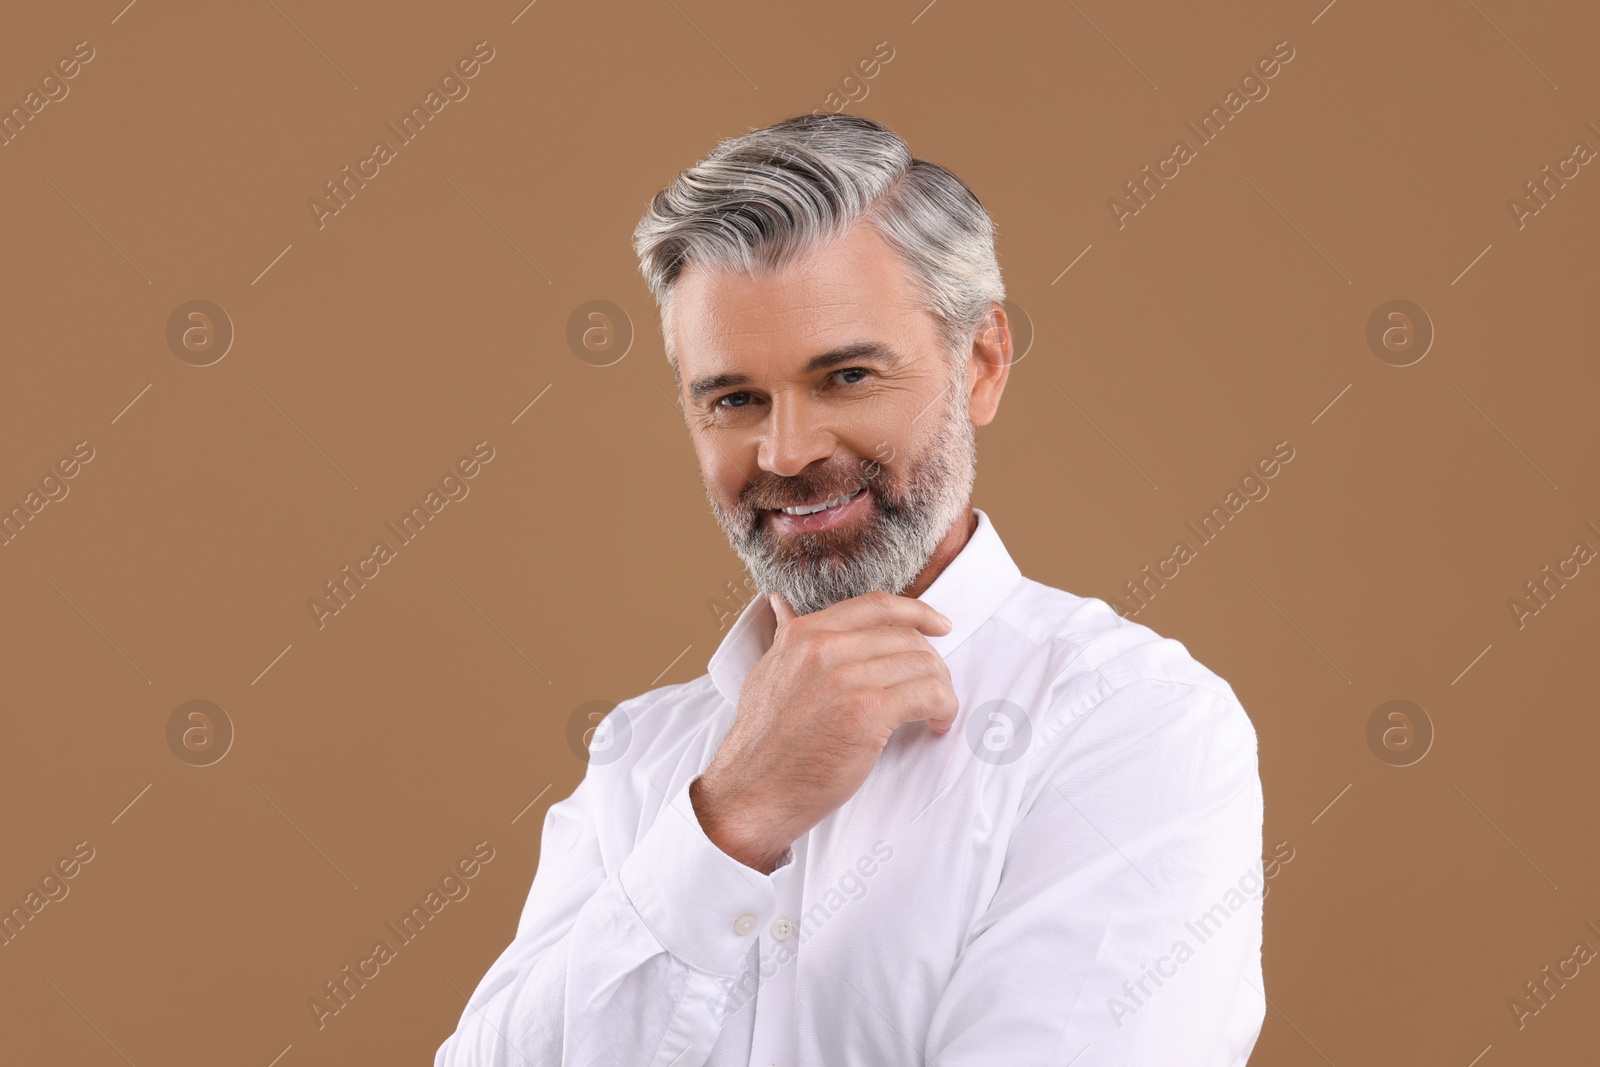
xmin=707 ymin=507 xmax=1024 ymax=709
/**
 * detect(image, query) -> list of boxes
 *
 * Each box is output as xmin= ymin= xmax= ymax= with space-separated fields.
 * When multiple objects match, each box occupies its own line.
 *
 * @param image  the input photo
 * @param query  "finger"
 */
xmin=841 ymin=647 xmax=949 ymax=692
xmin=810 ymin=589 xmax=952 ymax=638
xmin=770 ymin=592 xmax=797 ymax=628
xmin=821 ymin=624 xmax=941 ymax=662
xmin=866 ymin=628 xmax=953 ymax=686
xmin=881 ymin=675 xmax=960 ymax=730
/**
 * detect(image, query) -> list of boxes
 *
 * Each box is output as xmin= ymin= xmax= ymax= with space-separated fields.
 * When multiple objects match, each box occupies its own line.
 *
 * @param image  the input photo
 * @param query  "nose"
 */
xmin=757 ymin=390 xmax=835 ymax=478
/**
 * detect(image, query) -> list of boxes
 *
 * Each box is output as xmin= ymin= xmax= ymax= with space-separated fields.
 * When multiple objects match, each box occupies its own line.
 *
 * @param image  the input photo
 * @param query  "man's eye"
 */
xmin=712 ymin=370 xmax=866 ymax=410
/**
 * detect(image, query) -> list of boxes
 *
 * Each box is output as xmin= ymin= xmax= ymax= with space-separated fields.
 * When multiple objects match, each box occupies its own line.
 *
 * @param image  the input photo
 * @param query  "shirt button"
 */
xmin=733 ymin=913 xmax=757 ymax=935
xmin=771 ymin=917 xmax=794 ymax=940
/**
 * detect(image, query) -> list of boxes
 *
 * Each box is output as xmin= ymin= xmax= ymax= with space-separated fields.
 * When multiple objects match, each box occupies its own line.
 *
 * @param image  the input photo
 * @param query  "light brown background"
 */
xmin=2 ymin=0 xmax=1597 ymax=1063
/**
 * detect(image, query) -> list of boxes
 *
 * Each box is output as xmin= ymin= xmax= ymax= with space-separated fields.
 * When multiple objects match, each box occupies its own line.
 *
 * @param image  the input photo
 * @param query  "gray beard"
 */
xmin=705 ymin=386 xmax=977 ymax=617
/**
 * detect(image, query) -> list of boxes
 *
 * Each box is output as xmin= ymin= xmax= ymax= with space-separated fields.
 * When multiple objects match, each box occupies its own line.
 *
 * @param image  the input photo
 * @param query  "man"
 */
xmin=435 ymin=113 xmax=1265 ymax=1066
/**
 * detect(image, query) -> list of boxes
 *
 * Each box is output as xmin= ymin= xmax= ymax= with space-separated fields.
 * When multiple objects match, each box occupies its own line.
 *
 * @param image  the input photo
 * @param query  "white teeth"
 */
xmin=780 ymin=488 xmax=860 ymax=515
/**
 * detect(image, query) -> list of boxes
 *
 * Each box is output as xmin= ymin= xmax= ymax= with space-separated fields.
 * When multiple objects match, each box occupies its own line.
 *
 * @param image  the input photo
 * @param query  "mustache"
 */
xmin=741 ymin=468 xmax=874 ymax=512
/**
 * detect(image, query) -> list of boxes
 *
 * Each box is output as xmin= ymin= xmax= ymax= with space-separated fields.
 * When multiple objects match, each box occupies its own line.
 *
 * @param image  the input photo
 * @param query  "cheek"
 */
xmin=694 ymin=437 xmax=752 ymax=501
xmin=833 ymin=391 xmax=912 ymax=443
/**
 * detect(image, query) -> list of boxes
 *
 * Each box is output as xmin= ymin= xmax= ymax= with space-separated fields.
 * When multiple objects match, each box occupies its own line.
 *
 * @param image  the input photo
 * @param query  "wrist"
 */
xmin=690 ymin=774 xmax=790 ymax=875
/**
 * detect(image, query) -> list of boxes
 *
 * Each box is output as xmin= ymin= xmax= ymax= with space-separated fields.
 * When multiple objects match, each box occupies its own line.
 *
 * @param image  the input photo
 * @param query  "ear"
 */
xmin=965 ymin=302 xmax=1012 ymax=427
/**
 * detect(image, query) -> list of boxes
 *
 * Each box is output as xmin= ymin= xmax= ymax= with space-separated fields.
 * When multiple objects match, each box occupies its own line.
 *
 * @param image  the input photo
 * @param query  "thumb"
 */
xmin=769 ymin=592 xmax=797 ymax=627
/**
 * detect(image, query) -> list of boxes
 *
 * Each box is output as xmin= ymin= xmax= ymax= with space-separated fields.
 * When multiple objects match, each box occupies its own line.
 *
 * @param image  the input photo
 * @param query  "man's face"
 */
xmin=670 ymin=221 xmax=984 ymax=616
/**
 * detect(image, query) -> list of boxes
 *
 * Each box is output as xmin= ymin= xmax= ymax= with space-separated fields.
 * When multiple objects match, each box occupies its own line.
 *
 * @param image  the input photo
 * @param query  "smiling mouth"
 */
xmin=770 ymin=487 xmax=866 ymax=516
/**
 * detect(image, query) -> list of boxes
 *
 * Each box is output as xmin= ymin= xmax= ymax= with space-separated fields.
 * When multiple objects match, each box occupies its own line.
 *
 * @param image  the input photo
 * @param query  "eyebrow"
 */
xmin=686 ymin=340 xmax=906 ymax=402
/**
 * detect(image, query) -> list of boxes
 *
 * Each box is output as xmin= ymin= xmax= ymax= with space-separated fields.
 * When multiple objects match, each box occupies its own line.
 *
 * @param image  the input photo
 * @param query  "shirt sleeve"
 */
xmin=922 ymin=678 xmax=1266 ymax=1066
xmin=433 ymin=760 xmax=790 ymax=1067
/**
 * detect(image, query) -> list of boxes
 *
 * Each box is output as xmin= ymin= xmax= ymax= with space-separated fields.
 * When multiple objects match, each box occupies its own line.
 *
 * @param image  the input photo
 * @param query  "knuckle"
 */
xmin=915 ymin=675 xmax=955 ymax=709
xmin=840 ymin=697 xmax=880 ymax=744
xmin=854 ymin=686 xmax=885 ymax=720
xmin=792 ymin=627 xmax=831 ymax=663
xmin=814 ymin=630 xmax=850 ymax=667
xmin=834 ymin=658 xmax=871 ymax=691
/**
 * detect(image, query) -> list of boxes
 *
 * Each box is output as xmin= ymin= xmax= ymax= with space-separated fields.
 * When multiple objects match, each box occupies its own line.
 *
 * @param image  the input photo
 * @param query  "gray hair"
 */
xmin=631 ymin=113 xmax=1005 ymax=388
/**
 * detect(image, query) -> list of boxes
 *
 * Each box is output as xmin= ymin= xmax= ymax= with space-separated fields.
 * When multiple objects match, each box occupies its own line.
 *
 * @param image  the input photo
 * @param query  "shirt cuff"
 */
xmin=617 ymin=775 xmax=781 ymax=978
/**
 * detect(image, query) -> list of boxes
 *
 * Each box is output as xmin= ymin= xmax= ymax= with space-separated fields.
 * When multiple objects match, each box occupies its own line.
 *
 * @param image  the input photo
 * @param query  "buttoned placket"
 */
xmin=746 ymin=830 xmax=808 ymax=1067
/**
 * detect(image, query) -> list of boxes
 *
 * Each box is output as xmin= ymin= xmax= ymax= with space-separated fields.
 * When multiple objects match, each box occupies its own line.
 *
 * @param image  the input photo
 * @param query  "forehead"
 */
xmin=670 ymin=222 xmax=934 ymax=374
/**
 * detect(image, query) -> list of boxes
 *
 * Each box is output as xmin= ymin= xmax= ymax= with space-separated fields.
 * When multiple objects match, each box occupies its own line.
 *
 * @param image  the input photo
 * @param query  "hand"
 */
xmin=690 ymin=588 xmax=958 ymax=873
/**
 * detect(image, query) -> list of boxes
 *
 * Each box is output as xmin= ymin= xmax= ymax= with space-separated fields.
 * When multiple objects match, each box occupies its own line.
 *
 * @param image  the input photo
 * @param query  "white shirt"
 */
xmin=435 ymin=507 xmax=1265 ymax=1066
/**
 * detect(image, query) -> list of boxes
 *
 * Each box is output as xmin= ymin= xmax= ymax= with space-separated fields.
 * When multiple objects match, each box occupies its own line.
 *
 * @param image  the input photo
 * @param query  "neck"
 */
xmin=901 ymin=507 xmax=977 ymax=600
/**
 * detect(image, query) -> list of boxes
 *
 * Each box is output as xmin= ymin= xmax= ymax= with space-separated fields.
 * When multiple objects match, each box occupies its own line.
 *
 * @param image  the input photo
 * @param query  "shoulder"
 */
xmin=993 ymin=576 xmax=1240 ymax=700
xmin=987 ymin=576 xmax=1258 ymax=778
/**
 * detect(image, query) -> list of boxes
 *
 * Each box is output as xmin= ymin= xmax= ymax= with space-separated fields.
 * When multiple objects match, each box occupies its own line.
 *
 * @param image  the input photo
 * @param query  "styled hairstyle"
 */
xmin=631 ymin=113 xmax=1005 ymax=388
